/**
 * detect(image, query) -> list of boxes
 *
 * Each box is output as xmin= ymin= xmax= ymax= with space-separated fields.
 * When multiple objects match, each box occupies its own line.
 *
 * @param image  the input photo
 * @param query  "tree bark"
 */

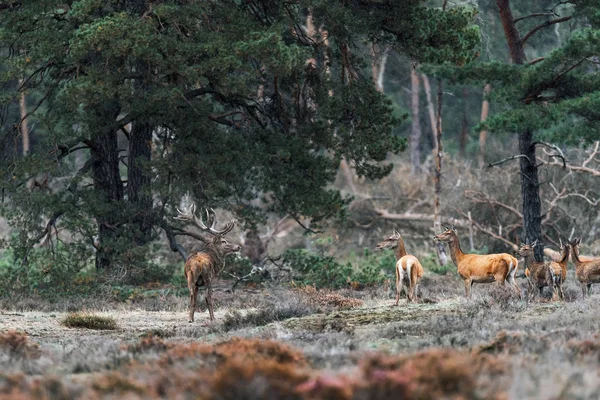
xmin=90 ymin=114 xmax=124 ymax=270
xmin=128 ymin=122 xmax=153 ymax=245
xmin=410 ymin=64 xmax=422 ymax=174
xmin=496 ymin=0 xmax=544 ymax=261
xmin=478 ymin=84 xmax=491 ymax=168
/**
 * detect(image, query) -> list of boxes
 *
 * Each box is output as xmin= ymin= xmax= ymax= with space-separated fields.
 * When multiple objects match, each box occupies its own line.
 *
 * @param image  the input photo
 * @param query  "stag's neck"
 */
xmin=203 ymin=246 xmax=225 ymax=266
xmin=571 ymin=247 xmax=584 ymax=270
xmin=447 ymin=236 xmax=465 ymax=268
xmin=395 ymin=237 xmax=408 ymax=260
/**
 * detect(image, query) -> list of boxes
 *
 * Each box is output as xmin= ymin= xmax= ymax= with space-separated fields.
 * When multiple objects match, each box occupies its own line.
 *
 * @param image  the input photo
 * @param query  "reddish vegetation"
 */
xmin=0 ymin=330 xmax=40 ymax=360
xmin=0 ymin=337 xmax=510 ymax=399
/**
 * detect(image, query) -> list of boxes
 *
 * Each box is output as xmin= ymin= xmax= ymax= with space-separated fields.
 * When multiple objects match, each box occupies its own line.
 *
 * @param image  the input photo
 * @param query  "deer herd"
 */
xmin=176 ymin=204 xmax=600 ymax=323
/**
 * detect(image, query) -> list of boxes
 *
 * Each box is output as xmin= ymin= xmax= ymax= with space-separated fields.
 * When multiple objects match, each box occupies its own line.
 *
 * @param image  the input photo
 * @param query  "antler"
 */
xmin=175 ymin=203 xmax=235 ymax=235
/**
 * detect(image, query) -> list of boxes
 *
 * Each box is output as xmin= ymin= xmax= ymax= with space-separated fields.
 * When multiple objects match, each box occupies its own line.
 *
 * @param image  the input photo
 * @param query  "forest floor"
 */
xmin=1 ymin=273 xmax=600 ymax=399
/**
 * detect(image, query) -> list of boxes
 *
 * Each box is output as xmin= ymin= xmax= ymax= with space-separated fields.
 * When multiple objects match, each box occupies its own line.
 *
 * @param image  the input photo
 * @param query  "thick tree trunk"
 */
xmin=519 ymin=129 xmax=543 ymax=260
xmin=128 ymin=122 xmax=153 ymax=245
xmin=433 ymin=78 xmax=447 ymax=266
xmin=91 ymin=122 xmax=124 ymax=271
xmin=496 ymin=0 xmax=543 ymax=261
xmin=478 ymin=84 xmax=491 ymax=167
xmin=410 ymin=65 xmax=422 ymax=174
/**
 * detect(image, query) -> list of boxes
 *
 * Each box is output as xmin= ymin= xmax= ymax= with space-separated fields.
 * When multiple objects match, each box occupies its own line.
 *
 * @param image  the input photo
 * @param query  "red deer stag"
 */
xmin=569 ymin=238 xmax=600 ymax=298
xmin=375 ymin=230 xmax=424 ymax=304
xmin=518 ymin=241 xmax=564 ymax=301
xmin=433 ymin=226 xmax=521 ymax=299
xmin=175 ymin=205 xmax=241 ymax=323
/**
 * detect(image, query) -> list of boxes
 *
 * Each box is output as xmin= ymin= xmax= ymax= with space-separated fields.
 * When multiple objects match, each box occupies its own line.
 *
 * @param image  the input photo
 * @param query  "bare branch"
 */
xmin=533 ymin=141 xmax=566 ymax=167
xmin=487 ymin=154 xmax=531 ymax=168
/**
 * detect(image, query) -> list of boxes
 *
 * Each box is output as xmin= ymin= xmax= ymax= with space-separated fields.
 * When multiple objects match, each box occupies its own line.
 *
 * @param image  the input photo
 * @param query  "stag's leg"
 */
xmin=587 ymin=283 xmax=592 ymax=296
xmin=204 ymin=275 xmax=215 ymax=321
xmin=581 ymin=282 xmax=587 ymax=298
xmin=187 ymin=275 xmax=199 ymax=323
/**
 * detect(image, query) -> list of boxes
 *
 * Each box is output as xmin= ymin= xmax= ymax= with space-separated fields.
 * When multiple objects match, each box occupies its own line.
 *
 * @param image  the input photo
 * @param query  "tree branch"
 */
xmin=533 ymin=141 xmax=566 ymax=167
xmin=522 ymin=16 xmax=572 ymax=46
xmin=487 ymin=154 xmax=531 ymax=168
xmin=514 ymin=12 xmax=557 ymax=23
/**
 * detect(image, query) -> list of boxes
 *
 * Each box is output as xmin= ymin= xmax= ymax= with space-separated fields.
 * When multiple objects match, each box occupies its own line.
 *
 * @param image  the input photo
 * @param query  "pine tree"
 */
xmin=0 ymin=1 xmax=478 ymax=270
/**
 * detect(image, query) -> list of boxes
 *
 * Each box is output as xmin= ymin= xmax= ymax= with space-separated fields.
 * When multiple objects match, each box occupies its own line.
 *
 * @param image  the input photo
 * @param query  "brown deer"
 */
xmin=518 ymin=241 xmax=564 ymax=301
xmin=175 ymin=205 xmax=241 ymax=323
xmin=433 ymin=226 xmax=521 ymax=299
xmin=569 ymin=238 xmax=600 ymax=298
xmin=375 ymin=230 xmax=424 ymax=304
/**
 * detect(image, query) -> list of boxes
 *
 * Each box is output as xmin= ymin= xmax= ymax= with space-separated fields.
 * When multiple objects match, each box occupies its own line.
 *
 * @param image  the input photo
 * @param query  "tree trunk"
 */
xmin=18 ymin=79 xmax=29 ymax=156
xmin=410 ymin=64 xmax=422 ymax=174
xmin=91 ymin=121 xmax=124 ymax=271
xmin=421 ymin=74 xmax=437 ymax=148
xmin=128 ymin=122 xmax=153 ymax=245
xmin=478 ymin=84 xmax=491 ymax=167
xmin=371 ymin=44 xmax=387 ymax=93
xmin=519 ymin=129 xmax=543 ymax=259
xmin=459 ymin=87 xmax=468 ymax=158
xmin=496 ymin=0 xmax=543 ymax=261
xmin=433 ymin=78 xmax=447 ymax=266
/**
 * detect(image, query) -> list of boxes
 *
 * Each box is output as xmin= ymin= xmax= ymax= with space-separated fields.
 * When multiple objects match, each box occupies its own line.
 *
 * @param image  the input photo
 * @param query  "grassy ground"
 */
xmin=1 ymin=272 xmax=600 ymax=399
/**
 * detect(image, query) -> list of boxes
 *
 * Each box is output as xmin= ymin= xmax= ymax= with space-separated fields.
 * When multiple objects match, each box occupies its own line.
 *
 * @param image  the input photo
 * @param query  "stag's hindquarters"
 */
xmin=185 ymin=253 xmax=216 ymax=323
xmin=395 ymin=255 xmax=424 ymax=304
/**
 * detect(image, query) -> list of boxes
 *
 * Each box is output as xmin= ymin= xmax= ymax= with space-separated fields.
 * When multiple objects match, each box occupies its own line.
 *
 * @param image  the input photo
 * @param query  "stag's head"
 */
xmin=433 ymin=226 xmax=457 ymax=243
xmin=375 ymin=229 xmax=401 ymax=250
xmin=559 ymin=238 xmax=570 ymax=260
xmin=518 ymin=240 xmax=538 ymax=257
xmin=175 ymin=204 xmax=241 ymax=255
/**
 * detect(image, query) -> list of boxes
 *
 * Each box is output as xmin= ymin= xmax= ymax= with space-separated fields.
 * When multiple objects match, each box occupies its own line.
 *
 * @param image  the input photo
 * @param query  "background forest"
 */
xmin=3 ymin=1 xmax=600 ymax=399
xmin=0 ymin=0 xmax=599 ymax=298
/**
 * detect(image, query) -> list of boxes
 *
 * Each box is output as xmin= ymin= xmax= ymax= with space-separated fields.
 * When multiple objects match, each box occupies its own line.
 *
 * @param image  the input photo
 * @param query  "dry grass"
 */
xmin=61 ymin=312 xmax=118 ymax=330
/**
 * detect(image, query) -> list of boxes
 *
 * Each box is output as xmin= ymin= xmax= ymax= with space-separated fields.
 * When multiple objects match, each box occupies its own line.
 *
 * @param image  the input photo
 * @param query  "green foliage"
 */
xmin=61 ymin=312 xmax=118 ymax=330
xmin=0 ymin=246 xmax=95 ymax=299
xmin=282 ymin=247 xmax=392 ymax=289
xmin=282 ymin=249 xmax=354 ymax=289
xmin=420 ymin=253 xmax=454 ymax=275
xmin=0 ymin=0 xmax=480 ymax=270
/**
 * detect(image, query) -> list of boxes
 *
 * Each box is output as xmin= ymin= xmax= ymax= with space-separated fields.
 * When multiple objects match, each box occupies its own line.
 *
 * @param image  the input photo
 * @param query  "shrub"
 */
xmin=61 ymin=312 xmax=118 ymax=330
xmin=282 ymin=249 xmax=354 ymax=289
xmin=0 ymin=330 xmax=40 ymax=359
xmin=420 ymin=253 xmax=454 ymax=275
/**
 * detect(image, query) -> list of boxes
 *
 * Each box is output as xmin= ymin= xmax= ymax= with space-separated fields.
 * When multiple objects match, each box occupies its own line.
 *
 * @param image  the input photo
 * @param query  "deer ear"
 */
xmin=451 ymin=225 xmax=457 ymax=233
xmin=393 ymin=229 xmax=400 ymax=236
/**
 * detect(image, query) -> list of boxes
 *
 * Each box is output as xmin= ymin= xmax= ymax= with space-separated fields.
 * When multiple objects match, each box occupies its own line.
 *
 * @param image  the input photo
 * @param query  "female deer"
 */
xmin=376 ymin=230 xmax=424 ymax=304
xmin=518 ymin=241 xmax=564 ymax=301
xmin=569 ymin=238 xmax=600 ymax=297
xmin=433 ymin=226 xmax=521 ymax=299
